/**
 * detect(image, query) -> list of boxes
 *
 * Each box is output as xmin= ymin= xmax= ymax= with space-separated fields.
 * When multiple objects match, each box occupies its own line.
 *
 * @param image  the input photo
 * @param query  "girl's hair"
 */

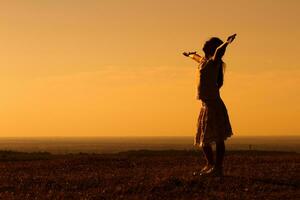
xmin=203 ymin=37 xmax=225 ymax=88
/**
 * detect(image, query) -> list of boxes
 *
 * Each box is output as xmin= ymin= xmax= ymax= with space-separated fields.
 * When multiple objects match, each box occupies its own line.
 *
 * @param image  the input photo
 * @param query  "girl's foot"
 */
xmin=200 ymin=164 xmax=213 ymax=173
xmin=193 ymin=164 xmax=213 ymax=176
xmin=200 ymin=166 xmax=223 ymax=177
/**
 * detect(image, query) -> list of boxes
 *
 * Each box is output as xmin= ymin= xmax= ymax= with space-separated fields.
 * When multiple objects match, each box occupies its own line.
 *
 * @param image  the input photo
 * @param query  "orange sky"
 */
xmin=0 ymin=0 xmax=299 ymax=137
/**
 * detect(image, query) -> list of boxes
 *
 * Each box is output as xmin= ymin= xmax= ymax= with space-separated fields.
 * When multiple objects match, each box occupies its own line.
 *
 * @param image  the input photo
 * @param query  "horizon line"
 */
xmin=0 ymin=135 xmax=299 ymax=139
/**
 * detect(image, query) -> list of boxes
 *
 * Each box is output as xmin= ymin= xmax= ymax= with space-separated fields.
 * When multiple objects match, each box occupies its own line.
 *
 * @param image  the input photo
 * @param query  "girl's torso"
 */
xmin=197 ymin=58 xmax=221 ymax=100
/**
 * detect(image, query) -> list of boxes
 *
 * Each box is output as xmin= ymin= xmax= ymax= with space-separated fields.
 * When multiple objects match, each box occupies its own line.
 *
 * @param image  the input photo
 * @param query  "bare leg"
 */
xmin=202 ymin=144 xmax=214 ymax=166
xmin=216 ymin=140 xmax=225 ymax=170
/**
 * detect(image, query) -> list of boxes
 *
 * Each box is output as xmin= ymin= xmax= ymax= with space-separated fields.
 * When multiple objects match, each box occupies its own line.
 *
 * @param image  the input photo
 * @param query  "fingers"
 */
xmin=227 ymin=34 xmax=237 ymax=43
xmin=231 ymin=34 xmax=237 ymax=40
xmin=183 ymin=52 xmax=189 ymax=57
xmin=183 ymin=51 xmax=197 ymax=57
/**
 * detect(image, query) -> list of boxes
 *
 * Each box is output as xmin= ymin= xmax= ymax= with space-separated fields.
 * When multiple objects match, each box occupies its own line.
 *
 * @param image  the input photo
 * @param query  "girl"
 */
xmin=183 ymin=34 xmax=236 ymax=177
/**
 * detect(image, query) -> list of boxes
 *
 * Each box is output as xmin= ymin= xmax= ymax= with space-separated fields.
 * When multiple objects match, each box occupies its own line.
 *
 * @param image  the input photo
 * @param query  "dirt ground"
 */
xmin=0 ymin=150 xmax=299 ymax=200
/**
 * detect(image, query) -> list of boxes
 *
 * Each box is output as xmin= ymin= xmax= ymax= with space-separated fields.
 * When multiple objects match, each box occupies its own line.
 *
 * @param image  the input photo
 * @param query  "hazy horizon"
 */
xmin=0 ymin=135 xmax=299 ymax=138
xmin=0 ymin=136 xmax=299 ymax=154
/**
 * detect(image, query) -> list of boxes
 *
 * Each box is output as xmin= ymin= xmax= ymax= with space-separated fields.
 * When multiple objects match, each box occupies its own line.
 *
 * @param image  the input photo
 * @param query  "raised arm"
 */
xmin=183 ymin=51 xmax=203 ymax=63
xmin=213 ymin=34 xmax=236 ymax=61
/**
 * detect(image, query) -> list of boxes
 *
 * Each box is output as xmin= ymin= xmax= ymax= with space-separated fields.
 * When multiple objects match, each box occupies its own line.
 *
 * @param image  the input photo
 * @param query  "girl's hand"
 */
xmin=183 ymin=52 xmax=189 ymax=57
xmin=227 ymin=34 xmax=237 ymax=44
xmin=183 ymin=51 xmax=197 ymax=57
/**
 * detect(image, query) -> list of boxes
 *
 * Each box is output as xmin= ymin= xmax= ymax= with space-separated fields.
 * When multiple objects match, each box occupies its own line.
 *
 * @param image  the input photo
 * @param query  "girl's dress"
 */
xmin=194 ymin=58 xmax=233 ymax=147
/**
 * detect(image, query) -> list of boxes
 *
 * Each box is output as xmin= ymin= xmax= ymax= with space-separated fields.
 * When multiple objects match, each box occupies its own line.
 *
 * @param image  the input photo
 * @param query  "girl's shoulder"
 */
xmin=200 ymin=58 xmax=216 ymax=70
xmin=199 ymin=57 xmax=208 ymax=69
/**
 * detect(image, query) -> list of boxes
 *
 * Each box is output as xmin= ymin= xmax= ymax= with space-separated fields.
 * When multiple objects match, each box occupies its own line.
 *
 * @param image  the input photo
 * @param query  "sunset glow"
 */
xmin=0 ymin=0 xmax=299 ymax=137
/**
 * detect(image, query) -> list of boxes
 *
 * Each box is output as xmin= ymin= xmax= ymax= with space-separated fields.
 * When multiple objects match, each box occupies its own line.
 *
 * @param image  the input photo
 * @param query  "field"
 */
xmin=0 ymin=150 xmax=299 ymax=200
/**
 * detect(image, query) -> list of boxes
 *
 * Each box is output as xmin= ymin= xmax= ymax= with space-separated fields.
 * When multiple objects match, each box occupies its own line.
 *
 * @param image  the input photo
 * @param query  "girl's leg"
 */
xmin=216 ymin=140 xmax=225 ymax=170
xmin=203 ymin=142 xmax=224 ymax=177
xmin=202 ymin=144 xmax=214 ymax=166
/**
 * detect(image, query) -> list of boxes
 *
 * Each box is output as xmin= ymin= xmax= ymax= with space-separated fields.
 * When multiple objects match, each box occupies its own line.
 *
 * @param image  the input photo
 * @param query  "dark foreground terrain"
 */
xmin=0 ymin=150 xmax=299 ymax=200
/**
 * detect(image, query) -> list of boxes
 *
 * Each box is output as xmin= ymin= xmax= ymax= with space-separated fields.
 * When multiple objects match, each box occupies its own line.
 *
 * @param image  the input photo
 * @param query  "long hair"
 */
xmin=203 ymin=37 xmax=225 ymax=88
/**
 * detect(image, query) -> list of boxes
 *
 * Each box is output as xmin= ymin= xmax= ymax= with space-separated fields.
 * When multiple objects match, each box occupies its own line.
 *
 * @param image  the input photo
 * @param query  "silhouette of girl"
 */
xmin=183 ymin=34 xmax=236 ymax=177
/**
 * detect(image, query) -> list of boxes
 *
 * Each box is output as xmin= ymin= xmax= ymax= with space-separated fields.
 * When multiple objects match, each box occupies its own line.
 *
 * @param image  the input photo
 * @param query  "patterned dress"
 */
xmin=194 ymin=58 xmax=233 ymax=147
